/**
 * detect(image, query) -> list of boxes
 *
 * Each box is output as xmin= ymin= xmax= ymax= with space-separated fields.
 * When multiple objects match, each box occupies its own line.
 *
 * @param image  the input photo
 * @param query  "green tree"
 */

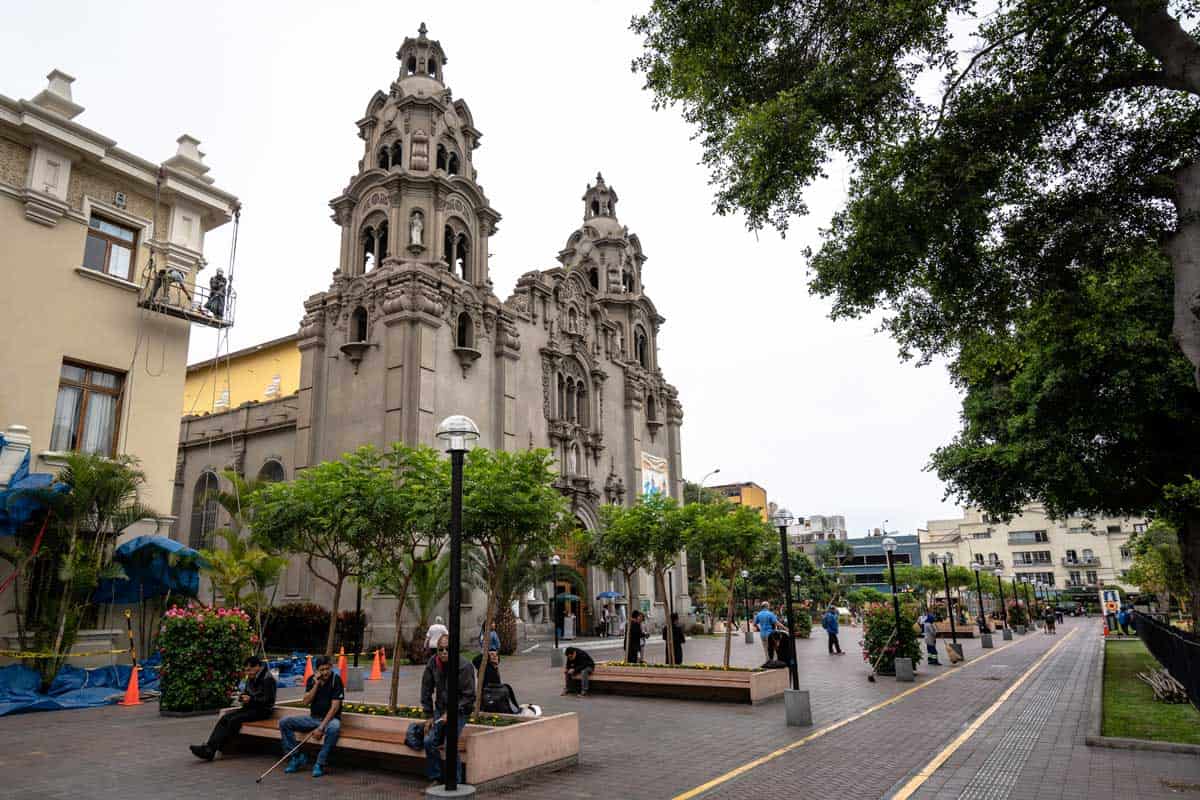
xmin=579 ymin=502 xmax=655 ymax=653
xmin=18 ymin=453 xmax=156 ymax=683
xmin=633 ymin=3 xmax=1200 ymax=622
xmin=250 ymin=447 xmax=394 ymax=655
xmin=1126 ymin=519 xmax=1190 ymax=613
xmin=462 ymin=448 xmax=571 ymax=710
xmin=360 ymin=444 xmax=449 ymax=709
xmin=404 ymin=549 xmax=451 ymax=664
xmin=635 ymin=494 xmax=688 ymax=663
xmin=685 ymin=502 xmax=773 ymax=667
xmin=815 ymin=539 xmax=854 ymax=603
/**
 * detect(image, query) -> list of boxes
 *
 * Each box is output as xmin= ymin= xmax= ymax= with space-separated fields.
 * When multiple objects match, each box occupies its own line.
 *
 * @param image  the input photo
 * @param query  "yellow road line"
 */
xmin=672 ymin=633 xmax=1047 ymax=800
xmin=890 ymin=628 xmax=1076 ymax=800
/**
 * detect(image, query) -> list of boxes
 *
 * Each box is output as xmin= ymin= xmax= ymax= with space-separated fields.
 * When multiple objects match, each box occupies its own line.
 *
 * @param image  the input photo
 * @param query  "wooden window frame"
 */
xmin=83 ymin=214 xmax=138 ymax=280
xmin=54 ymin=358 xmax=125 ymax=456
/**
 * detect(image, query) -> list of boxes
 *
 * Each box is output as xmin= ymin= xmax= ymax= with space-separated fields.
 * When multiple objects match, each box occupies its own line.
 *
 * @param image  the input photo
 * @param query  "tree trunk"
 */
xmin=474 ymin=581 xmax=499 ymax=713
xmin=654 ymin=567 xmax=675 ymax=664
xmin=622 ymin=569 xmax=637 ymax=659
xmin=723 ymin=567 xmax=737 ymax=669
xmin=1179 ymin=514 xmax=1200 ymax=625
xmin=325 ymin=577 xmax=343 ymax=656
xmin=1167 ymin=160 xmax=1200 ymax=390
xmin=387 ymin=573 xmax=413 ymax=711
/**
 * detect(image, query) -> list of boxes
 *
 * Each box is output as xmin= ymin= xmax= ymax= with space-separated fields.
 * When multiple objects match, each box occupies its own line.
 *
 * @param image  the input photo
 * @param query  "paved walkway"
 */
xmin=2 ymin=620 xmax=1196 ymax=799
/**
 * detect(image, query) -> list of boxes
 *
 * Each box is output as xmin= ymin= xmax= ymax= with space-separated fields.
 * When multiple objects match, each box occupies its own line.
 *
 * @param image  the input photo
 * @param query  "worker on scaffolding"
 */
xmin=204 ymin=267 xmax=228 ymax=319
xmin=148 ymin=263 xmax=192 ymax=306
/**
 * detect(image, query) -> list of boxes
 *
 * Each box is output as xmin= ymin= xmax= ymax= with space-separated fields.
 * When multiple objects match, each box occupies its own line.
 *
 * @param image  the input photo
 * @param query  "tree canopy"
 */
xmin=633 ymin=1 xmax=1200 ymax=618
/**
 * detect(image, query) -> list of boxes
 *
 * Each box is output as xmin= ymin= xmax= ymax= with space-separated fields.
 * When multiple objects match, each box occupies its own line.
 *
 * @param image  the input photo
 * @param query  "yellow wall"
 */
xmin=182 ymin=337 xmax=301 ymax=415
xmin=738 ymin=485 xmax=769 ymax=520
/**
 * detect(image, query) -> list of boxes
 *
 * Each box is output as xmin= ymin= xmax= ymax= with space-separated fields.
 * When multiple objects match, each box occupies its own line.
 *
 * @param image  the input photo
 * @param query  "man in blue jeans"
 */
xmin=279 ymin=655 xmax=343 ymax=778
xmin=421 ymin=634 xmax=477 ymax=783
xmin=754 ymin=601 xmax=787 ymax=662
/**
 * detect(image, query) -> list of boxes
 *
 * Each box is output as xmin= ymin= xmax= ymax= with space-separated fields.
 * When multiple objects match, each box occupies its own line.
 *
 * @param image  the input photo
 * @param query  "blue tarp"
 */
xmin=0 ymin=445 xmax=66 ymax=536
xmin=93 ymin=535 xmax=204 ymax=604
xmin=0 ymin=655 xmax=160 ymax=716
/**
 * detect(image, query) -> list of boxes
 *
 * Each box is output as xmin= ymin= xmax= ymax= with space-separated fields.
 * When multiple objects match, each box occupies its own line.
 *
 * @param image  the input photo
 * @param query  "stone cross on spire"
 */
xmin=418 ymin=22 xmax=428 ymax=38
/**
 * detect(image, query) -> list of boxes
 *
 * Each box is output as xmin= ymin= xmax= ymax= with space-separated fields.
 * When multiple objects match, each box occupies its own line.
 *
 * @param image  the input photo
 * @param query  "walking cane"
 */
xmin=866 ymin=628 xmax=897 ymax=683
xmin=256 ymin=729 xmax=318 ymax=783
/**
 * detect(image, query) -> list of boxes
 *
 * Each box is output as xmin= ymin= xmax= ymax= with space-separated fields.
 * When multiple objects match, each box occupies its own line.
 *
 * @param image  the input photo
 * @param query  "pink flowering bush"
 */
xmin=159 ymin=603 xmax=253 ymax=712
xmin=860 ymin=604 xmax=921 ymax=675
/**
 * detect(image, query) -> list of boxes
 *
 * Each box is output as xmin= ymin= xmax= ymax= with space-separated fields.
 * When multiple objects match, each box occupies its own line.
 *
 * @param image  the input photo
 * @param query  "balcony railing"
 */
xmin=1062 ymin=556 xmax=1101 ymax=567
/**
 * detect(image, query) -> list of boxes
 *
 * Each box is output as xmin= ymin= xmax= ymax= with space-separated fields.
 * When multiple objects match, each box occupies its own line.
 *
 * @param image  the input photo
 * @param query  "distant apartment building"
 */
xmin=813 ymin=534 xmax=923 ymax=594
xmin=711 ymin=481 xmax=768 ymax=521
xmin=920 ymin=505 xmax=1143 ymax=592
xmin=790 ymin=513 xmax=848 ymax=550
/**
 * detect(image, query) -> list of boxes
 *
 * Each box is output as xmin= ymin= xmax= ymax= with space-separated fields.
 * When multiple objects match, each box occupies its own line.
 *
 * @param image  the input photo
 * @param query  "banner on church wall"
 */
xmin=640 ymin=452 xmax=669 ymax=496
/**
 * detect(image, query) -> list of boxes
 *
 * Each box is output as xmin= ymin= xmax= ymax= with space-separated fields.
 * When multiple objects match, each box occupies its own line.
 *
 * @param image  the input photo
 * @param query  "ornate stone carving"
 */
xmin=411 ymin=129 xmax=430 ymax=171
xmin=299 ymin=309 xmax=325 ymax=339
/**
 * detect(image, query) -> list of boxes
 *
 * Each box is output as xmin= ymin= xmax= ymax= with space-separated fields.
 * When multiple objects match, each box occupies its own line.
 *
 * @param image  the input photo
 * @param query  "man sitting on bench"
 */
xmin=420 ymin=634 xmax=476 ymax=784
xmin=190 ymin=655 xmax=276 ymax=761
xmin=279 ymin=655 xmax=343 ymax=778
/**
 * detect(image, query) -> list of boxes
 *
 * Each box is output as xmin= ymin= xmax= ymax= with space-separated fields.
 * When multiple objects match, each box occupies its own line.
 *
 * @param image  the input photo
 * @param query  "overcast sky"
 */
xmin=4 ymin=0 xmax=964 ymax=535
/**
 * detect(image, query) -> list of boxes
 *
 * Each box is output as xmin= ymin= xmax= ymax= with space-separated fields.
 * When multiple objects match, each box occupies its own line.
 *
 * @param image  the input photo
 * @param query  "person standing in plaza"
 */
xmin=190 ymin=656 xmax=276 ymax=761
xmin=278 ymin=655 xmax=344 ymax=778
xmin=1044 ymin=606 xmax=1057 ymax=634
xmin=821 ymin=605 xmax=844 ymax=655
xmin=626 ymin=610 xmax=644 ymax=663
xmin=754 ymin=601 xmax=786 ymax=662
xmin=662 ymin=611 xmax=686 ymax=664
xmin=922 ymin=613 xmax=940 ymax=665
xmin=425 ymin=616 xmax=449 ymax=659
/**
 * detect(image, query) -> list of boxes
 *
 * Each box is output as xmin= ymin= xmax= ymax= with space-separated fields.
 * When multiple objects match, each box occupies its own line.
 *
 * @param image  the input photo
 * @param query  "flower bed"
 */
xmin=571 ymin=663 xmax=788 ymax=704
xmin=159 ymin=604 xmax=253 ymax=713
xmin=281 ymin=700 xmax=523 ymax=727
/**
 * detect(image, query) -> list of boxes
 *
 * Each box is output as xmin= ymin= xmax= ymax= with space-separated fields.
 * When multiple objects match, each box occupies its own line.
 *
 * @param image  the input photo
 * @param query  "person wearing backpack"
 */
xmin=821 ymin=606 xmax=844 ymax=655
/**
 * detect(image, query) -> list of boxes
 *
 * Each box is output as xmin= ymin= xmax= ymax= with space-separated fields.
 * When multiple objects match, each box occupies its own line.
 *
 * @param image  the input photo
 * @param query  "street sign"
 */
xmin=640 ymin=598 xmax=651 ymax=614
xmin=1099 ymin=588 xmax=1119 ymax=615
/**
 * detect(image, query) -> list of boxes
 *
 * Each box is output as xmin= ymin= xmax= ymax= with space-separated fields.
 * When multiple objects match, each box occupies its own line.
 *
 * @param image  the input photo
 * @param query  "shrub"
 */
xmin=861 ymin=605 xmax=921 ymax=675
xmin=159 ymin=604 xmax=253 ymax=712
xmin=687 ymin=623 xmax=707 ymax=636
xmin=790 ymin=608 xmax=813 ymax=638
xmin=263 ymin=603 xmax=330 ymax=653
xmin=1007 ymin=602 xmax=1029 ymax=627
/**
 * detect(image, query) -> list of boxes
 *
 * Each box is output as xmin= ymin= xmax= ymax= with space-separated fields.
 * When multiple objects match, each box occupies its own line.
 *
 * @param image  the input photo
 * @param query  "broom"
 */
xmin=866 ymin=628 xmax=897 ymax=683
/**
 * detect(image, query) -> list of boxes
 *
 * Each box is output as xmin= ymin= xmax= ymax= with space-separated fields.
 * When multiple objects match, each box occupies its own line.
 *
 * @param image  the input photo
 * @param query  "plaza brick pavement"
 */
xmin=2 ymin=619 xmax=1197 ymax=799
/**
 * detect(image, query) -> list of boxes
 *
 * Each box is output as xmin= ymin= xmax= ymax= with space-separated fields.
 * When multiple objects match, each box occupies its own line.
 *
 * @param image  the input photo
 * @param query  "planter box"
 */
xmin=568 ymin=664 xmax=788 ymax=704
xmin=225 ymin=705 xmax=578 ymax=787
xmin=933 ymin=621 xmax=975 ymax=638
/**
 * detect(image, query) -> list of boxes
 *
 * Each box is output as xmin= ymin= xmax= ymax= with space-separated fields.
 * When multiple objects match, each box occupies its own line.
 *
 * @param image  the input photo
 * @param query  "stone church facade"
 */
xmin=174 ymin=27 xmax=687 ymax=643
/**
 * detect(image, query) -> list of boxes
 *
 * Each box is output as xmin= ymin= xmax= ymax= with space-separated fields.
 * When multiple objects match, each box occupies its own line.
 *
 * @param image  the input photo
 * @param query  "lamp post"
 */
xmin=697 ymin=468 xmax=720 ymax=623
xmin=938 ymin=555 xmax=961 ymax=661
xmin=772 ymin=510 xmax=799 ymax=691
xmin=434 ymin=414 xmax=479 ymax=798
xmin=882 ymin=537 xmax=903 ymax=650
xmin=549 ymin=554 xmax=561 ymax=665
xmin=741 ymin=568 xmax=752 ymax=644
xmin=994 ymin=568 xmax=1011 ymax=640
xmin=971 ymin=563 xmax=993 ymax=648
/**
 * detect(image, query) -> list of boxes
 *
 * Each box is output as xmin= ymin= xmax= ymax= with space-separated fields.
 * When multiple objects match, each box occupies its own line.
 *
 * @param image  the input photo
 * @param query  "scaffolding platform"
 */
xmin=137 ymin=276 xmax=235 ymax=329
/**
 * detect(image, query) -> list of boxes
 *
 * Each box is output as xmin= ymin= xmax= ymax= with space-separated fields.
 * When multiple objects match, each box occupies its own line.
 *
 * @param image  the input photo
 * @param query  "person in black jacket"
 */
xmin=662 ymin=612 xmax=686 ymax=665
xmin=561 ymin=647 xmax=595 ymax=696
xmin=471 ymin=649 xmax=501 ymax=688
xmin=420 ymin=634 xmax=476 ymax=783
xmin=626 ymin=610 xmax=644 ymax=663
xmin=190 ymin=656 xmax=276 ymax=761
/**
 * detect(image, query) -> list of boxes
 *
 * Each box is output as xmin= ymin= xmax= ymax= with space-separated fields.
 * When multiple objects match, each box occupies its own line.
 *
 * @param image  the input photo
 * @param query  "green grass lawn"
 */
xmin=1102 ymin=639 xmax=1200 ymax=744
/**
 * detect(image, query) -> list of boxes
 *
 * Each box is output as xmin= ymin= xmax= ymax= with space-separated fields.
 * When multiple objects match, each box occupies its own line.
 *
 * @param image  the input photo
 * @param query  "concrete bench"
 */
xmin=568 ymin=664 xmax=788 ymax=704
xmin=224 ymin=705 xmax=579 ymax=787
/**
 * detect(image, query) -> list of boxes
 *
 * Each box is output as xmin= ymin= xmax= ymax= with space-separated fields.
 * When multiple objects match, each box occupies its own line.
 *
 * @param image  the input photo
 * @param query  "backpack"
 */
xmin=481 ymin=683 xmax=521 ymax=715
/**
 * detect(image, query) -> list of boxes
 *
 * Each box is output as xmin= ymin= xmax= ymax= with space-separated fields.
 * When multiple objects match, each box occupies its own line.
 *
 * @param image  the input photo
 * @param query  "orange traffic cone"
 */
xmin=302 ymin=655 xmax=313 ymax=685
xmin=1103 ymin=623 xmax=1110 ymax=637
xmin=380 ymin=646 xmax=387 ymax=671
xmin=118 ymin=664 xmax=142 ymax=706
xmin=338 ymin=651 xmax=348 ymax=684
xmin=368 ymin=648 xmax=382 ymax=681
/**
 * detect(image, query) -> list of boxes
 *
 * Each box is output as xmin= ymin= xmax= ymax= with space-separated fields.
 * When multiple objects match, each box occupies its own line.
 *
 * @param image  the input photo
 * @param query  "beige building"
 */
xmin=0 ymin=70 xmax=237 ymax=531
xmin=921 ymin=505 xmax=1144 ymax=593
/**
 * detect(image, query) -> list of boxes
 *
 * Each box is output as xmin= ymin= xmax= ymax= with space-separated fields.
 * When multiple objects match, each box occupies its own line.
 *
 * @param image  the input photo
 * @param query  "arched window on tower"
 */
xmin=190 ymin=472 xmax=220 ymax=551
xmin=588 ymin=267 xmax=599 ymax=290
xmin=362 ymin=228 xmax=376 ymax=273
xmin=590 ymin=200 xmax=599 ymax=217
xmin=351 ymin=307 xmax=368 ymax=342
xmin=377 ymin=147 xmax=389 ymax=170
xmin=376 ymin=221 xmax=388 ymax=265
xmin=622 ymin=270 xmax=635 ymax=293
xmin=647 ymin=393 xmax=658 ymax=421
xmin=447 ymin=152 xmax=460 ymax=176
xmin=566 ymin=378 xmax=576 ymax=422
xmin=436 ymin=144 xmax=448 ymax=172
xmin=577 ymin=384 xmax=588 ymax=427
xmin=443 ymin=226 xmax=455 ymax=268
xmin=390 ymin=141 xmax=402 ymax=169
xmin=407 ymin=56 xmax=417 ymax=75
xmin=428 ymin=59 xmax=438 ymax=78
xmin=556 ymin=373 xmax=566 ymax=419
xmin=634 ymin=326 xmax=649 ymax=369
xmin=454 ymin=233 xmax=469 ymax=281
xmin=456 ymin=312 xmax=473 ymax=348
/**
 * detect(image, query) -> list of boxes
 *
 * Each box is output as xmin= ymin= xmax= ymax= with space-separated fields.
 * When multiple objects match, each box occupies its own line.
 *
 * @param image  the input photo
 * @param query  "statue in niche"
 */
xmin=410 ymin=210 xmax=424 ymax=246
xmin=567 ymin=445 xmax=578 ymax=475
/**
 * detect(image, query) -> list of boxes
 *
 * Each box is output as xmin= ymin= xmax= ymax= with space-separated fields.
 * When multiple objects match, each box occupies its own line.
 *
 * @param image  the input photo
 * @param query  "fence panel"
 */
xmin=1131 ymin=610 xmax=1200 ymax=710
